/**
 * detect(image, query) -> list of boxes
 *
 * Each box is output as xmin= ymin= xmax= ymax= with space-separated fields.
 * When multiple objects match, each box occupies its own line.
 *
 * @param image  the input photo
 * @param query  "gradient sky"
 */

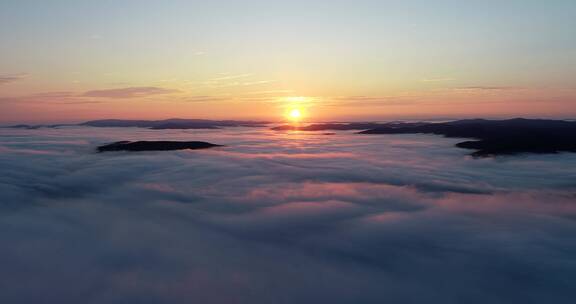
xmin=1 ymin=0 xmax=575 ymax=123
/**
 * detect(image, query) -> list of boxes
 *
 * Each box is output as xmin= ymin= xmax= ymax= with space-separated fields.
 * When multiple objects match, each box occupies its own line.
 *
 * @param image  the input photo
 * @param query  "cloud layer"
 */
xmin=1 ymin=127 xmax=575 ymax=303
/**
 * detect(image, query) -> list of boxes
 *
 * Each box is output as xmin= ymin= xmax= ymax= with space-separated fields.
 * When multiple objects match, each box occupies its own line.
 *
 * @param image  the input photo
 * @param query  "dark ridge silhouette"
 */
xmin=2 ymin=119 xmax=269 ymax=130
xmin=359 ymin=118 xmax=576 ymax=156
xmin=82 ymin=119 xmax=270 ymax=129
xmin=4 ymin=124 xmax=44 ymax=129
xmin=97 ymin=141 xmax=223 ymax=152
xmin=3 ymin=124 xmax=74 ymax=129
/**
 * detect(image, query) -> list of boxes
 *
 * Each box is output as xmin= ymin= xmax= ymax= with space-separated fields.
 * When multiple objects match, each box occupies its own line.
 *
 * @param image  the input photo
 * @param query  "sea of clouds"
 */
xmin=1 ymin=126 xmax=575 ymax=304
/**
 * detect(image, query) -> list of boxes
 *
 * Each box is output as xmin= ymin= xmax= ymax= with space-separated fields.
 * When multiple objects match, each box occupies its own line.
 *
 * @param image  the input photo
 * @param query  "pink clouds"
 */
xmin=243 ymin=182 xmax=421 ymax=203
xmin=258 ymin=200 xmax=355 ymax=216
xmin=208 ymin=150 xmax=356 ymax=160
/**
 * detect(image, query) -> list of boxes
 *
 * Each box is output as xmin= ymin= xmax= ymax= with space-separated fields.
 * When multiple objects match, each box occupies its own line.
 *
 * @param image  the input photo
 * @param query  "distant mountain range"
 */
xmin=81 ymin=118 xmax=271 ymax=129
xmin=3 ymin=119 xmax=271 ymax=130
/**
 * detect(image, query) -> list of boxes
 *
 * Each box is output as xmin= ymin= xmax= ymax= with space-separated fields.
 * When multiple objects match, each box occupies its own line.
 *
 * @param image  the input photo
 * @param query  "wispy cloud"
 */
xmin=199 ymin=73 xmax=276 ymax=89
xmin=83 ymin=86 xmax=179 ymax=98
xmin=0 ymin=86 xmax=179 ymax=105
xmin=326 ymin=95 xmax=425 ymax=107
xmin=209 ymin=73 xmax=253 ymax=82
xmin=0 ymin=73 xmax=28 ymax=85
xmin=180 ymin=95 xmax=228 ymax=103
xmin=0 ymin=92 xmax=80 ymax=104
xmin=421 ymin=77 xmax=455 ymax=82
xmin=451 ymin=86 xmax=519 ymax=91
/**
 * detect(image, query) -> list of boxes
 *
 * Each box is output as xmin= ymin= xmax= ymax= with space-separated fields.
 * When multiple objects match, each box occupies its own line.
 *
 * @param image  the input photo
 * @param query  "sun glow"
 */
xmin=285 ymin=107 xmax=305 ymax=123
xmin=289 ymin=108 xmax=302 ymax=119
xmin=282 ymin=96 xmax=312 ymax=123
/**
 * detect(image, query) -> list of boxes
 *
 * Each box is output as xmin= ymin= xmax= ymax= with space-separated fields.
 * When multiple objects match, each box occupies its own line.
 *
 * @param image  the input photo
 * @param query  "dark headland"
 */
xmin=97 ymin=141 xmax=222 ymax=152
xmin=274 ymin=118 xmax=576 ymax=157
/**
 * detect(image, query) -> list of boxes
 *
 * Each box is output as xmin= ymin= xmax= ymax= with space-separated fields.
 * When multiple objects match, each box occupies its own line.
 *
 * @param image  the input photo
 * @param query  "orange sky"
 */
xmin=1 ymin=1 xmax=575 ymax=123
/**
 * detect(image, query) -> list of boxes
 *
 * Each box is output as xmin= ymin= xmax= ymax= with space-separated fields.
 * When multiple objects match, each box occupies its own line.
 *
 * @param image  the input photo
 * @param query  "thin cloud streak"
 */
xmin=0 ymin=73 xmax=28 ymax=85
xmin=83 ymin=87 xmax=179 ymax=98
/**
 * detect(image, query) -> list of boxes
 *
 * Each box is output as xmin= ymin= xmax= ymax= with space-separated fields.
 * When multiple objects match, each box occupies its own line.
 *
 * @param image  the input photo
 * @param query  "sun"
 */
xmin=281 ymin=96 xmax=312 ymax=123
xmin=289 ymin=108 xmax=302 ymax=120
xmin=286 ymin=108 xmax=304 ymax=123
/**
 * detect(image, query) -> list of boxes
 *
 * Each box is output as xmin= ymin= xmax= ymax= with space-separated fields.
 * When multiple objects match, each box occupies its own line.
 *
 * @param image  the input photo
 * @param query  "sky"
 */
xmin=1 ymin=0 xmax=575 ymax=123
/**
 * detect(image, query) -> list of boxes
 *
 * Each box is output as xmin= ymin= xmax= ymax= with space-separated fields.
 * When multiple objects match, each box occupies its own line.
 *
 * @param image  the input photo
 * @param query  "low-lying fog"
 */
xmin=1 ymin=126 xmax=575 ymax=304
